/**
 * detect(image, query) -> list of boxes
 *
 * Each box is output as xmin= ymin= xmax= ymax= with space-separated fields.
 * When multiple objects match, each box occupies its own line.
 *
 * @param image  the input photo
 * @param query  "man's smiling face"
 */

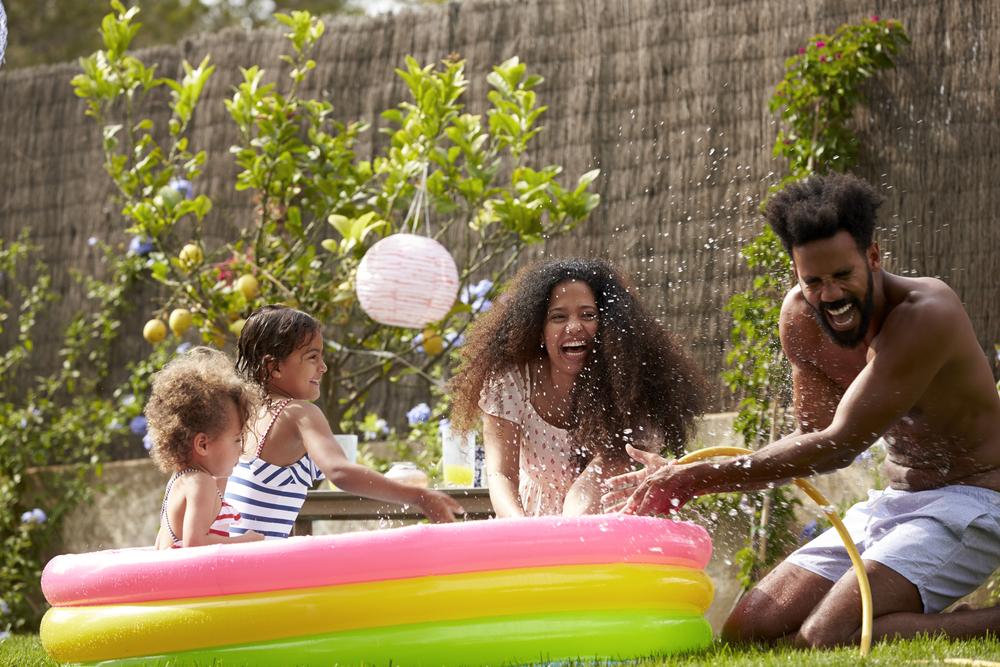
xmin=792 ymin=229 xmax=878 ymax=348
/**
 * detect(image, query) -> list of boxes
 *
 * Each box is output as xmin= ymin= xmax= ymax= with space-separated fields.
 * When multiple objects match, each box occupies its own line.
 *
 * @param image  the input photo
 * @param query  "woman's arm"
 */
xmin=296 ymin=402 xmax=462 ymax=522
xmin=562 ymin=453 xmax=632 ymax=516
xmin=483 ymin=414 xmax=526 ymax=518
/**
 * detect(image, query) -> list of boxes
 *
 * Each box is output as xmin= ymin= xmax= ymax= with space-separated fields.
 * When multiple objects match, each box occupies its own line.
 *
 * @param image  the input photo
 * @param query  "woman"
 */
xmin=449 ymin=258 xmax=706 ymax=517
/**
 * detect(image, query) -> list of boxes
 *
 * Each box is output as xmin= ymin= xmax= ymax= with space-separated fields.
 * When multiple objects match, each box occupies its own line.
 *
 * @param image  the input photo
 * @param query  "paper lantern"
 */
xmin=356 ymin=234 xmax=459 ymax=329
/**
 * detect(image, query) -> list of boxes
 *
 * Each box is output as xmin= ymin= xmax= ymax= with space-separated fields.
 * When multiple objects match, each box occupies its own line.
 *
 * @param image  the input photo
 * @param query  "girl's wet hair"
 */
xmin=236 ymin=305 xmax=321 ymax=387
xmin=145 ymin=347 xmax=260 ymax=473
xmin=449 ymin=258 xmax=707 ymax=470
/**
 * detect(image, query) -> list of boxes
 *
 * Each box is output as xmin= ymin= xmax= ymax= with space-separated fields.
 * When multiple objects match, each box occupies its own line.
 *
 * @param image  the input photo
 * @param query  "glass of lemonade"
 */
xmin=440 ymin=419 xmax=475 ymax=487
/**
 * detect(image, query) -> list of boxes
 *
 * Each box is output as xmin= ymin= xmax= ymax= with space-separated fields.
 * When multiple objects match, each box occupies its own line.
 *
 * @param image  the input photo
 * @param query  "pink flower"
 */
xmin=819 ymin=55 xmax=827 ymax=62
xmin=816 ymin=40 xmax=826 ymax=48
xmin=871 ymin=15 xmax=881 ymax=22
xmin=798 ymin=47 xmax=807 ymax=54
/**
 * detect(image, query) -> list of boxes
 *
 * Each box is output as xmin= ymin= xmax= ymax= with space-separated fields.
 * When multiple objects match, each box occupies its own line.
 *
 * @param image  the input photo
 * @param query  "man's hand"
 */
xmin=622 ymin=460 xmax=699 ymax=515
xmin=416 ymin=489 xmax=465 ymax=523
xmin=600 ymin=444 xmax=672 ymax=512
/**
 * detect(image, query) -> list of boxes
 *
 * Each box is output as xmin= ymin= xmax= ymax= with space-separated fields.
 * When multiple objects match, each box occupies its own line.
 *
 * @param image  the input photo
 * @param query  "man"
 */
xmin=605 ymin=173 xmax=1000 ymax=645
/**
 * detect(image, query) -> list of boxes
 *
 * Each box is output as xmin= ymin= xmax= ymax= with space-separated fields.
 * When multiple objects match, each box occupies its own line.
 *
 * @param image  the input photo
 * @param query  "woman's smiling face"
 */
xmin=542 ymin=280 xmax=599 ymax=377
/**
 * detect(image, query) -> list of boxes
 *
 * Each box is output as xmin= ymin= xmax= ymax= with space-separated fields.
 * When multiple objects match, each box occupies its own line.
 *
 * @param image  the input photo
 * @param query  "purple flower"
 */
xmin=800 ymin=520 xmax=820 ymax=542
xmin=460 ymin=279 xmax=494 ymax=308
xmin=121 ymin=394 xmax=136 ymax=408
xmin=129 ymin=415 xmax=148 ymax=436
xmin=815 ymin=40 xmax=826 ymax=48
xmin=169 ymin=178 xmax=195 ymax=200
xmin=0 ymin=599 xmax=8 ymax=615
xmin=143 ymin=432 xmax=155 ymax=451
xmin=445 ymin=331 xmax=465 ymax=348
xmin=21 ymin=508 xmax=47 ymax=524
xmin=0 ymin=630 xmax=9 ymax=642
xmin=406 ymin=402 xmax=431 ymax=426
xmin=128 ymin=236 xmax=154 ymax=256
xmin=363 ymin=418 xmax=389 ymax=441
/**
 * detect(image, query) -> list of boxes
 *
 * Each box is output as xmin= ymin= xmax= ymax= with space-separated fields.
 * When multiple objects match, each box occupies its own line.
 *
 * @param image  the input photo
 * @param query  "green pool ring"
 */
xmin=92 ymin=608 xmax=712 ymax=666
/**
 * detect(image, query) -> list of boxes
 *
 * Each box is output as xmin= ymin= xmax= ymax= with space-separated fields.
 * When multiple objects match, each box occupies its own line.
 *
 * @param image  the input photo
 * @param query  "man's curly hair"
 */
xmin=145 ymin=347 xmax=261 ymax=473
xmin=765 ymin=172 xmax=882 ymax=254
xmin=449 ymin=258 xmax=707 ymax=470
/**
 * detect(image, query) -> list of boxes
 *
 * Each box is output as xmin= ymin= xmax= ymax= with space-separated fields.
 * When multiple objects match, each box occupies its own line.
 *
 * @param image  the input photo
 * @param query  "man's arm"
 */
xmin=625 ymin=294 xmax=953 ymax=514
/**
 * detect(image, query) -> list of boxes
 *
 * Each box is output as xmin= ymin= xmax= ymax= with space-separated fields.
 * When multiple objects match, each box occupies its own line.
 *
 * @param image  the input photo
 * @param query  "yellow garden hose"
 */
xmin=676 ymin=446 xmax=873 ymax=657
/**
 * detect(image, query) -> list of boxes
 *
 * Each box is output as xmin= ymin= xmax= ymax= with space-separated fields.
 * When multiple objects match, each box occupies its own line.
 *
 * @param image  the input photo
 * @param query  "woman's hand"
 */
xmin=415 ymin=488 xmax=465 ymax=523
xmin=600 ymin=444 xmax=672 ymax=512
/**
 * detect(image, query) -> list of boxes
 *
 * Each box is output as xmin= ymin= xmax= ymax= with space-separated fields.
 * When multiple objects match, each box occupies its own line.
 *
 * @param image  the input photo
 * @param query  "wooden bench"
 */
xmin=294 ymin=488 xmax=494 ymax=535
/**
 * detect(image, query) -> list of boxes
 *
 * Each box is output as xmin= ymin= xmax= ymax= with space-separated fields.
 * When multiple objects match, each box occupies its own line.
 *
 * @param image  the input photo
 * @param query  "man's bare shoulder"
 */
xmin=880 ymin=274 xmax=964 ymax=339
xmin=778 ymin=286 xmax=823 ymax=364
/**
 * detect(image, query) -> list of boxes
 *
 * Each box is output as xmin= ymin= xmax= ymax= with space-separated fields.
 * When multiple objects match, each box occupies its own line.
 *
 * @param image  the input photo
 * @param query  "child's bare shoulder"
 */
xmin=278 ymin=400 xmax=327 ymax=426
xmin=175 ymin=471 xmax=217 ymax=496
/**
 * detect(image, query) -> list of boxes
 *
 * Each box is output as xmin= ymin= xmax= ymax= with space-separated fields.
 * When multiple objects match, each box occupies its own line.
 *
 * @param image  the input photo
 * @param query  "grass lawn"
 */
xmin=5 ymin=634 xmax=999 ymax=666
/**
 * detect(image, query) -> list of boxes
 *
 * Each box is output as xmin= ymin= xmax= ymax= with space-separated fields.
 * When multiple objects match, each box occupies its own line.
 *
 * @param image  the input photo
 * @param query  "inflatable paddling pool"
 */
xmin=40 ymin=514 xmax=713 ymax=665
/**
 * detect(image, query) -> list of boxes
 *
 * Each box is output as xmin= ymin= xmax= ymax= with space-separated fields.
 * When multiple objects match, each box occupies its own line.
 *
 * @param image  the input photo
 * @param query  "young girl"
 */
xmin=226 ymin=305 xmax=463 ymax=538
xmin=449 ymin=258 xmax=707 ymax=517
xmin=146 ymin=347 xmax=264 ymax=548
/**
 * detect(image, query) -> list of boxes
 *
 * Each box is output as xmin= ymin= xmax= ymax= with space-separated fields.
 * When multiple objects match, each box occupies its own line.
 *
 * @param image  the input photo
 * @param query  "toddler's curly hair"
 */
xmin=144 ymin=347 xmax=261 ymax=473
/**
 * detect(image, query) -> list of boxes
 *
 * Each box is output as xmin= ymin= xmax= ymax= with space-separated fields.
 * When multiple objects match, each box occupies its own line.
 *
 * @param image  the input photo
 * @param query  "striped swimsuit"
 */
xmin=224 ymin=399 xmax=325 ymax=539
xmin=161 ymin=468 xmax=240 ymax=548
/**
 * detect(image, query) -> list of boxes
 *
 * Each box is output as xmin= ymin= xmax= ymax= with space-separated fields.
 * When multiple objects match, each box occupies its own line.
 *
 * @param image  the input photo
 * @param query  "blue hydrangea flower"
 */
xmin=121 ymin=394 xmax=136 ymax=408
xmin=445 ymin=331 xmax=465 ymax=348
xmin=169 ymin=178 xmax=195 ymax=200
xmin=406 ymin=402 xmax=431 ymax=426
xmin=363 ymin=418 xmax=389 ymax=441
xmin=143 ymin=432 xmax=155 ymax=451
xmin=129 ymin=415 xmax=148 ymax=436
xmin=21 ymin=508 xmax=46 ymax=524
xmin=0 ymin=598 xmax=8 ymax=615
xmin=176 ymin=342 xmax=192 ymax=355
xmin=461 ymin=279 xmax=493 ymax=302
xmin=460 ymin=280 xmax=494 ymax=313
xmin=127 ymin=236 xmax=154 ymax=256
xmin=0 ymin=630 xmax=9 ymax=642
xmin=799 ymin=520 xmax=819 ymax=542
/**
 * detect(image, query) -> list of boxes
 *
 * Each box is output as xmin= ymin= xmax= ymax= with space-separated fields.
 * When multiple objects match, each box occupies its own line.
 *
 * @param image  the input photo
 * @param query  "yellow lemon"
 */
xmin=179 ymin=243 xmax=203 ymax=268
xmin=229 ymin=318 xmax=247 ymax=337
xmin=235 ymin=274 xmax=259 ymax=300
xmin=143 ymin=319 xmax=168 ymax=344
xmin=421 ymin=328 xmax=444 ymax=355
xmin=168 ymin=308 xmax=193 ymax=337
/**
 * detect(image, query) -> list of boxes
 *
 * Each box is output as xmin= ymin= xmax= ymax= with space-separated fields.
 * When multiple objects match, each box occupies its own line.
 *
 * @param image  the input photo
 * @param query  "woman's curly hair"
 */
xmin=145 ymin=347 xmax=261 ymax=473
xmin=449 ymin=258 xmax=706 ymax=470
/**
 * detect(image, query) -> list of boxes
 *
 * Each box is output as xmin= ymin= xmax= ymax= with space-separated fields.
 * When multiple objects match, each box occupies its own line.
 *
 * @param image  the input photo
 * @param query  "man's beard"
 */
xmin=809 ymin=269 xmax=874 ymax=348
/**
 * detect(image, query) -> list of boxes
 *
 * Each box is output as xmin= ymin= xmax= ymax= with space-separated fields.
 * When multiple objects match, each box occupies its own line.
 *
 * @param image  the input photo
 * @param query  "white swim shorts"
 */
xmin=786 ymin=485 xmax=1000 ymax=612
